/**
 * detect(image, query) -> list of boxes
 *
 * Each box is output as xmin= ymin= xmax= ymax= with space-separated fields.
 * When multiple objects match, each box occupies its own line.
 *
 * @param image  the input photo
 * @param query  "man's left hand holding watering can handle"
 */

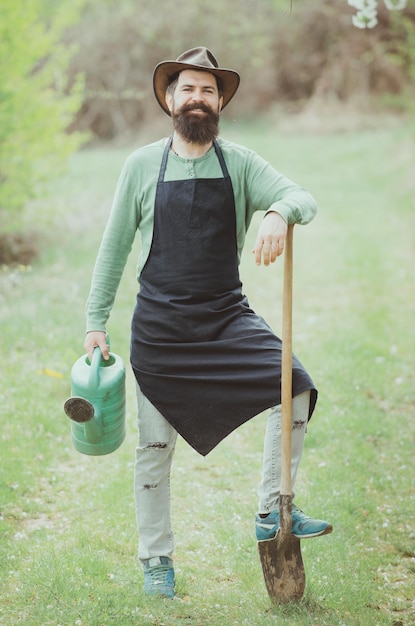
xmin=84 ymin=331 xmax=110 ymax=362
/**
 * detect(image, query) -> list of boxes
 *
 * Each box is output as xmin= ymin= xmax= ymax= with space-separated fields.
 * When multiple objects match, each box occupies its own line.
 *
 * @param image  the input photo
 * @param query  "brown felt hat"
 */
xmin=153 ymin=46 xmax=240 ymax=116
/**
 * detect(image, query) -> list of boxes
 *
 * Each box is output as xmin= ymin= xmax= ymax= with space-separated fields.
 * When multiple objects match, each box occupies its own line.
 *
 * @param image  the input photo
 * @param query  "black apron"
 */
xmin=131 ymin=138 xmax=316 ymax=456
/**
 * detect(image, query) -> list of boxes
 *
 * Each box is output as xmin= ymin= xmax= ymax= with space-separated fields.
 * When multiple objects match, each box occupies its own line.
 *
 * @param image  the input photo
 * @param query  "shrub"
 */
xmin=0 ymin=0 xmax=86 ymax=235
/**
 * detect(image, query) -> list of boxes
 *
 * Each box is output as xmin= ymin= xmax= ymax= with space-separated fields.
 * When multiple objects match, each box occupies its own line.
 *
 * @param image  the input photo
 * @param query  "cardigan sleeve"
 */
xmin=85 ymin=156 xmax=139 ymax=332
xmin=244 ymin=150 xmax=317 ymax=225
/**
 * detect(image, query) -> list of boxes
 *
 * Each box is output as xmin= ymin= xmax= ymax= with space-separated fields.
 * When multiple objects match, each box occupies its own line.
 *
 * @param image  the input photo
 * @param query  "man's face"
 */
xmin=165 ymin=69 xmax=223 ymax=145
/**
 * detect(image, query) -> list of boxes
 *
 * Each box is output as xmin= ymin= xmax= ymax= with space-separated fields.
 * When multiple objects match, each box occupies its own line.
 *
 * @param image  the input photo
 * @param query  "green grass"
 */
xmin=1 ymin=117 xmax=414 ymax=626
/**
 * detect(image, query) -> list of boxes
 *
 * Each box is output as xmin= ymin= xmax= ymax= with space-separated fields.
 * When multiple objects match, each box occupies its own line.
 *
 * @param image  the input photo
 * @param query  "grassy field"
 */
xmin=1 ymin=115 xmax=414 ymax=626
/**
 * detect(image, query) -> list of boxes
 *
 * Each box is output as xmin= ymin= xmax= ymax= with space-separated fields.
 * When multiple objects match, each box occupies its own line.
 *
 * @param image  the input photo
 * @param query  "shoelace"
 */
xmin=292 ymin=505 xmax=304 ymax=515
xmin=148 ymin=565 xmax=172 ymax=585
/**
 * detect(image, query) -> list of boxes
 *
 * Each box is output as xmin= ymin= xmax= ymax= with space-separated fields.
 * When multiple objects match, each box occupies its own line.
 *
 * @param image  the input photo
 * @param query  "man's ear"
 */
xmin=165 ymin=93 xmax=173 ymax=114
xmin=219 ymin=96 xmax=224 ymax=111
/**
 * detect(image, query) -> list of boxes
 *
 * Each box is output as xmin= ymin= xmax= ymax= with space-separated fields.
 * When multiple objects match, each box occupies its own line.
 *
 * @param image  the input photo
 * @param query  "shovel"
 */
xmin=258 ymin=223 xmax=306 ymax=603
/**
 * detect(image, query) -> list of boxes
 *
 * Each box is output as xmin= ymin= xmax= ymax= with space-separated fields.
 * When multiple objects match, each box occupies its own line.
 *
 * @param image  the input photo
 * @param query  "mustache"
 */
xmin=180 ymin=102 xmax=213 ymax=114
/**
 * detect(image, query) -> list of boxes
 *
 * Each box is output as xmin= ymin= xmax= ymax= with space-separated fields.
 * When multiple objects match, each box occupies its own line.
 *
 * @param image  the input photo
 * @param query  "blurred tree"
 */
xmin=66 ymin=0 xmax=415 ymax=140
xmin=66 ymin=0 xmax=278 ymax=139
xmin=0 ymin=0 xmax=86 ymax=235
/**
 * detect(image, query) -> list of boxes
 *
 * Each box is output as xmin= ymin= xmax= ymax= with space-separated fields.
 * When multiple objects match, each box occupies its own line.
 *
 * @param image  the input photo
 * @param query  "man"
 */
xmin=84 ymin=47 xmax=332 ymax=599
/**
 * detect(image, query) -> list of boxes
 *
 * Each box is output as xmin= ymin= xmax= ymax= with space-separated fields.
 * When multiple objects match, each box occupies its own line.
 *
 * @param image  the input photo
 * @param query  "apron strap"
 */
xmin=158 ymin=137 xmax=173 ymax=184
xmin=213 ymin=139 xmax=230 ymax=179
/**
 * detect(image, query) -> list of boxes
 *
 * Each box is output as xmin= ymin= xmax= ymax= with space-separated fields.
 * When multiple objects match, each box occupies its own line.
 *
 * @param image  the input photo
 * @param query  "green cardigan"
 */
xmin=86 ymin=136 xmax=317 ymax=332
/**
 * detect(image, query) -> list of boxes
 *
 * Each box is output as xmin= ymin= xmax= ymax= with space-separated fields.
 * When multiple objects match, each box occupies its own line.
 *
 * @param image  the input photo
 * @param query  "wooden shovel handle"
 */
xmin=281 ymin=223 xmax=294 ymax=497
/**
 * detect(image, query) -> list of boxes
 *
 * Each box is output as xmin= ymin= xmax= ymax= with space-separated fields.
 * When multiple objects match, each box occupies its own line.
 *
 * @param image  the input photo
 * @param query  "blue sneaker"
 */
xmin=256 ymin=504 xmax=332 ymax=540
xmin=143 ymin=556 xmax=175 ymax=598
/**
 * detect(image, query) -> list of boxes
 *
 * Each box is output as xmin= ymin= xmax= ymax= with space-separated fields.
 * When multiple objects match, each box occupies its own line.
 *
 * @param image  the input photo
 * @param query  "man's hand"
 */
xmin=84 ymin=331 xmax=110 ymax=362
xmin=253 ymin=211 xmax=288 ymax=266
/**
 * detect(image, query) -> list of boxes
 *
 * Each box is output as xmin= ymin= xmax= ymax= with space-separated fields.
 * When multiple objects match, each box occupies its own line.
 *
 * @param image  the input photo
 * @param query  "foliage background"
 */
xmin=66 ymin=0 xmax=415 ymax=139
xmin=0 ymin=0 xmax=86 ymax=236
xmin=0 ymin=0 xmax=414 ymax=259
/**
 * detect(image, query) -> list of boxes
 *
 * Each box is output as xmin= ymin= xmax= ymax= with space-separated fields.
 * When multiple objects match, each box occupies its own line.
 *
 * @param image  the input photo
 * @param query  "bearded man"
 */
xmin=83 ymin=47 xmax=332 ymax=599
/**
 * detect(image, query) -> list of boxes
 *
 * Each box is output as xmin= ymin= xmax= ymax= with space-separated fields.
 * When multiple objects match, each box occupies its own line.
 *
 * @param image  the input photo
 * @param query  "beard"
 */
xmin=171 ymin=102 xmax=220 ymax=145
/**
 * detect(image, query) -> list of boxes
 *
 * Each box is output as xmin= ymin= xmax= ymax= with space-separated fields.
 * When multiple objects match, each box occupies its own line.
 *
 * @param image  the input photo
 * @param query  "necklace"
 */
xmin=171 ymin=143 xmax=213 ymax=159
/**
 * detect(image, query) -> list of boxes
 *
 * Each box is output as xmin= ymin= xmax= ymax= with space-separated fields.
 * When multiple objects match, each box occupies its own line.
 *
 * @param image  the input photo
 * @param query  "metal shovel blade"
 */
xmin=258 ymin=496 xmax=305 ymax=603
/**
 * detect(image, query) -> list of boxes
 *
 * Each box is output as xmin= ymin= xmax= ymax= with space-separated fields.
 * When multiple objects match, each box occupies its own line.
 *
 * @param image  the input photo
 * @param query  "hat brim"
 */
xmin=153 ymin=61 xmax=240 ymax=116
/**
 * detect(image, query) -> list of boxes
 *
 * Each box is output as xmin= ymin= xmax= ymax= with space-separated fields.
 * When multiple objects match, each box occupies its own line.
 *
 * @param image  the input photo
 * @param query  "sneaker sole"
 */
xmin=144 ymin=591 xmax=175 ymax=598
xmin=143 ymin=585 xmax=175 ymax=598
xmin=257 ymin=523 xmax=333 ymax=542
xmin=292 ymin=523 xmax=333 ymax=539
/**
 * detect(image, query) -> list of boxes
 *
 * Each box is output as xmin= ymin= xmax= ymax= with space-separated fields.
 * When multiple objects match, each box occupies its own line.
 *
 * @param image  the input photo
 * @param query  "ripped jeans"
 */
xmin=134 ymin=382 xmax=310 ymax=563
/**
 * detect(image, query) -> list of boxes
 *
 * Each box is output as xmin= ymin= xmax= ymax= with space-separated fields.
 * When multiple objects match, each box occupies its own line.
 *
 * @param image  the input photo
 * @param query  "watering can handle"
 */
xmin=88 ymin=346 xmax=102 ymax=391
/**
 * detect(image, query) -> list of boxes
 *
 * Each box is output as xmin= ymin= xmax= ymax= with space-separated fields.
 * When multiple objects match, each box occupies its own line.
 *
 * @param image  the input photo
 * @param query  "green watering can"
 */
xmin=64 ymin=345 xmax=126 ymax=456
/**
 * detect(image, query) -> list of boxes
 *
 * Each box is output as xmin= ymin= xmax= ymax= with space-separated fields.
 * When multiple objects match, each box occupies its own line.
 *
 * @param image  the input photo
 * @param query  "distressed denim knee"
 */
xmin=257 ymin=390 xmax=310 ymax=514
xmin=135 ymin=435 xmax=176 ymax=490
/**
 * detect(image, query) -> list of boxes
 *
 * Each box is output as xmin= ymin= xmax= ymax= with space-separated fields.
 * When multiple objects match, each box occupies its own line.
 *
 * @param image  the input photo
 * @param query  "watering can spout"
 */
xmin=63 ymin=396 xmax=103 ymax=443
